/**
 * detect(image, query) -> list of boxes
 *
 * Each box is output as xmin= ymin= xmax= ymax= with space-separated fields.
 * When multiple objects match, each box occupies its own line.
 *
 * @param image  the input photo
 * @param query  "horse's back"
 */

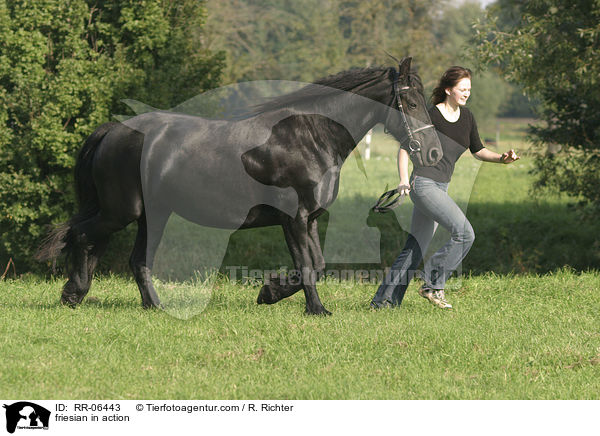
xmin=120 ymin=111 xmax=300 ymax=228
xmin=89 ymin=110 xmax=346 ymax=230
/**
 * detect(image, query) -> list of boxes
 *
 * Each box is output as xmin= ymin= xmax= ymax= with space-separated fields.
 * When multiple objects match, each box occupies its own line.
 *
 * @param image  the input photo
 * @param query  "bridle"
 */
xmin=384 ymin=69 xmax=435 ymax=158
xmin=374 ymin=69 xmax=437 ymax=213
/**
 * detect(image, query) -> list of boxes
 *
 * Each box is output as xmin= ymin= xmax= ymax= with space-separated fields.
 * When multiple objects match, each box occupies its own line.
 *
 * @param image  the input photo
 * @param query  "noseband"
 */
xmin=384 ymin=70 xmax=435 ymax=157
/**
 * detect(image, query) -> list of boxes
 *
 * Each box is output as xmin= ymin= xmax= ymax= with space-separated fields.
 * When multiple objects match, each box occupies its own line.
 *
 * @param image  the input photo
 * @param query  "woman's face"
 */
xmin=446 ymin=77 xmax=471 ymax=106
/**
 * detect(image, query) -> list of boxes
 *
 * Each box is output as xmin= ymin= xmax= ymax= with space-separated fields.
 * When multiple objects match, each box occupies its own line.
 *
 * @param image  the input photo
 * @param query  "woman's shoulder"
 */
xmin=460 ymin=106 xmax=475 ymax=120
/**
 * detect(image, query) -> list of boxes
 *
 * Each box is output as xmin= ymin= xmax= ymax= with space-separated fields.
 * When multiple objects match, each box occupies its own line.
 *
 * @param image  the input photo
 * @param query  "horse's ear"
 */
xmin=398 ymin=57 xmax=412 ymax=79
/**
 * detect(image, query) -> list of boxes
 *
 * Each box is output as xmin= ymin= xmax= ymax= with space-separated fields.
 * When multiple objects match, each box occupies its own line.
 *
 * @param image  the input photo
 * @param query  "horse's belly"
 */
xmin=145 ymin=156 xmax=299 ymax=229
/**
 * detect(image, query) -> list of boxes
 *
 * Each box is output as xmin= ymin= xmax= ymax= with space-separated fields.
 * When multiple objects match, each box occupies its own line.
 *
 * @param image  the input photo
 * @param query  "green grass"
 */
xmin=2 ymin=118 xmax=599 ymax=399
xmin=1 ymin=270 xmax=598 ymax=399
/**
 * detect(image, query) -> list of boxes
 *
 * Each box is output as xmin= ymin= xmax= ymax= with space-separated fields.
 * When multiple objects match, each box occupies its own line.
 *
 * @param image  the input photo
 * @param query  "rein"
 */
xmin=371 ymin=187 xmax=408 ymax=213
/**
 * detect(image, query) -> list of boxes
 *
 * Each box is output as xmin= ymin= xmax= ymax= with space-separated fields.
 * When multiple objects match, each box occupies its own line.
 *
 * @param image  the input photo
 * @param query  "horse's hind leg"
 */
xmin=129 ymin=212 xmax=166 ymax=308
xmin=60 ymin=228 xmax=91 ymax=307
xmin=61 ymin=215 xmax=115 ymax=307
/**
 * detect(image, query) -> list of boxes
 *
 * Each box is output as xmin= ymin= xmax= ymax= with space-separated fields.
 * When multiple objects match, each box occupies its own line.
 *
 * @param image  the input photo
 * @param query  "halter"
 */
xmin=384 ymin=69 xmax=435 ymax=157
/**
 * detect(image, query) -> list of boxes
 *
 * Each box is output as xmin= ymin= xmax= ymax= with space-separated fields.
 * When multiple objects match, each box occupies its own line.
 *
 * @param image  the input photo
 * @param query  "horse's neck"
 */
xmin=318 ymin=90 xmax=387 ymax=160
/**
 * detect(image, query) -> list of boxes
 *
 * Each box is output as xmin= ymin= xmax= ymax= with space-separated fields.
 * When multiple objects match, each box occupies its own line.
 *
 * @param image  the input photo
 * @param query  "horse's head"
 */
xmin=384 ymin=57 xmax=443 ymax=167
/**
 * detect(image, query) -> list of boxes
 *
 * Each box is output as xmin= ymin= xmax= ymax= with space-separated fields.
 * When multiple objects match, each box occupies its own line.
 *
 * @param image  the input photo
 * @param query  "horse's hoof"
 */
xmin=257 ymin=284 xmax=278 ymax=305
xmin=305 ymin=306 xmax=332 ymax=316
xmin=60 ymin=298 xmax=77 ymax=308
xmin=60 ymin=294 xmax=82 ymax=308
xmin=369 ymin=300 xmax=396 ymax=310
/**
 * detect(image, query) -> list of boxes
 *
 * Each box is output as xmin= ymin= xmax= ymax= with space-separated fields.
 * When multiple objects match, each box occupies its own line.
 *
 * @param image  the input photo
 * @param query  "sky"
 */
xmin=453 ymin=0 xmax=496 ymax=7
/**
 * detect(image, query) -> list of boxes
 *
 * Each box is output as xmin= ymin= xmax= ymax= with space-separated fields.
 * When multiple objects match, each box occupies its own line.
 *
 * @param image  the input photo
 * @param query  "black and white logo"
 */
xmin=3 ymin=402 xmax=50 ymax=434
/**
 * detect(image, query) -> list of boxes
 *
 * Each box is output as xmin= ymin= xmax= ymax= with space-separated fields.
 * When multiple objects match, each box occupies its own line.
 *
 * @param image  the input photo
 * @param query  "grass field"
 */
xmin=1 ymin=271 xmax=598 ymax=399
xmin=1 ymin=118 xmax=599 ymax=399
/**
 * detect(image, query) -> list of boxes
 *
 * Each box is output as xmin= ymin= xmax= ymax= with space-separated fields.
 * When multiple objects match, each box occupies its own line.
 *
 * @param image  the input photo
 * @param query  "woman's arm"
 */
xmin=474 ymin=147 xmax=519 ymax=164
xmin=397 ymin=147 xmax=411 ymax=195
xmin=468 ymin=110 xmax=518 ymax=164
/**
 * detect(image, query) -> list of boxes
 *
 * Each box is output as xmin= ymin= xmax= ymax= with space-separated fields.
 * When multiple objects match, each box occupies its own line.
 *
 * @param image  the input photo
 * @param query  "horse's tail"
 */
xmin=36 ymin=122 xmax=118 ymax=263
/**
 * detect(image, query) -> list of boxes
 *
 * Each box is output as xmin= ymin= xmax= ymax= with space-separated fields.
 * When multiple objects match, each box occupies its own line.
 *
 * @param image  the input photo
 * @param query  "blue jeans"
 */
xmin=371 ymin=175 xmax=475 ymax=307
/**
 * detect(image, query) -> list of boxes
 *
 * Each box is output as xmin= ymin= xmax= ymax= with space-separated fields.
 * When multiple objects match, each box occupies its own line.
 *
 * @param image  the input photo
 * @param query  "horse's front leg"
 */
xmin=307 ymin=218 xmax=325 ymax=279
xmin=257 ymin=219 xmax=329 ymax=313
xmin=281 ymin=213 xmax=330 ymax=315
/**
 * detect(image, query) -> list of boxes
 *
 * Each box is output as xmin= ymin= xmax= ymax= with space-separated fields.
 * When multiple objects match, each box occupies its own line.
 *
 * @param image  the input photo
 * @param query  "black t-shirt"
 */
xmin=413 ymin=106 xmax=484 ymax=183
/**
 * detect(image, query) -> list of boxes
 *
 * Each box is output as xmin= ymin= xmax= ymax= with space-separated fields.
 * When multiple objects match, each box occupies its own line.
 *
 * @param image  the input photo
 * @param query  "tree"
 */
xmin=0 ymin=0 xmax=223 ymax=271
xmin=473 ymin=0 xmax=600 ymax=210
xmin=203 ymin=0 xmax=346 ymax=83
xmin=432 ymin=1 xmax=515 ymax=128
xmin=338 ymin=0 xmax=441 ymax=73
xmin=203 ymin=0 xmax=514 ymax=129
xmin=204 ymin=0 xmax=447 ymax=85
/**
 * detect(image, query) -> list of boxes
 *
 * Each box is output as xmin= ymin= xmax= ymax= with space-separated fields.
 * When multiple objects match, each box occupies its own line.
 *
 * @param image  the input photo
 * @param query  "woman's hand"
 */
xmin=474 ymin=147 xmax=520 ymax=164
xmin=397 ymin=181 xmax=411 ymax=196
xmin=500 ymin=149 xmax=520 ymax=164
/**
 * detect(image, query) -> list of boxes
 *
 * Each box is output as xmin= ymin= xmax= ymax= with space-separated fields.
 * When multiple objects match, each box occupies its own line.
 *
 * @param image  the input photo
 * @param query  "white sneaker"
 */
xmin=418 ymin=286 xmax=452 ymax=309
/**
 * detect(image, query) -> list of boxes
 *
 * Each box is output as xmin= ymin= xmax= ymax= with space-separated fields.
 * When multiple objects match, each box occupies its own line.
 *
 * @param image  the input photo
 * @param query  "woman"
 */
xmin=371 ymin=66 xmax=519 ymax=309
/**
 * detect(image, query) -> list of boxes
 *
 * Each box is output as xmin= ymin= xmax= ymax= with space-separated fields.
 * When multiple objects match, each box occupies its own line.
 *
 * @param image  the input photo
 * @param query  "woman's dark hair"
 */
xmin=431 ymin=66 xmax=472 ymax=105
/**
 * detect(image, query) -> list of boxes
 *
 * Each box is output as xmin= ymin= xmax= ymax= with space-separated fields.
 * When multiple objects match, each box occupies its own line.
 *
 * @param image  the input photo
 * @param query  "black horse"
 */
xmin=37 ymin=57 xmax=442 ymax=315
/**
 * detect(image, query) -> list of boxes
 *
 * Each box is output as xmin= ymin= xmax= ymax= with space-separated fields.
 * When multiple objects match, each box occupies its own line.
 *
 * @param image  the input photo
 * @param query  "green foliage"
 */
xmin=498 ymin=87 xmax=537 ymax=118
xmin=433 ymin=1 xmax=525 ymax=127
xmin=472 ymin=0 xmax=600 ymax=210
xmin=203 ymin=0 xmax=346 ymax=83
xmin=203 ymin=0 xmax=522 ymax=128
xmin=204 ymin=0 xmax=465 ymax=85
xmin=337 ymin=0 xmax=442 ymax=74
xmin=0 ymin=0 xmax=223 ymax=271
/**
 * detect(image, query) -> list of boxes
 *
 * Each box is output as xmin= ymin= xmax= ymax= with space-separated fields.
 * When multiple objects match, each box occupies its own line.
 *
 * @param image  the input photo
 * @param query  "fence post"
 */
xmin=365 ymin=128 xmax=372 ymax=160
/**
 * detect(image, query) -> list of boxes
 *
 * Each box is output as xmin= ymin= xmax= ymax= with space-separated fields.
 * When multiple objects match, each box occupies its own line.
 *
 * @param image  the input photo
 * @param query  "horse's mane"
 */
xmin=252 ymin=66 xmax=423 ymax=115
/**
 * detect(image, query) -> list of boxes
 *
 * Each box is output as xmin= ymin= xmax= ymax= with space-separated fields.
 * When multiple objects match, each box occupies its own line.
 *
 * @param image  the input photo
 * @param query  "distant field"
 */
xmin=1 ymin=117 xmax=599 ymax=400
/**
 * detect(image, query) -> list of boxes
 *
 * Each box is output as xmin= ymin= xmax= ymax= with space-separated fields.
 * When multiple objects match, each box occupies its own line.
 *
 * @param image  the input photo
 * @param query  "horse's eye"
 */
xmin=408 ymin=102 xmax=417 ymax=110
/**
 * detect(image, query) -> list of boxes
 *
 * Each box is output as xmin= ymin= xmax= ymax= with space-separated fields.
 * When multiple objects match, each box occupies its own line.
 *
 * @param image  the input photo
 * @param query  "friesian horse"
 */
xmin=37 ymin=57 xmax=442 ymax=315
